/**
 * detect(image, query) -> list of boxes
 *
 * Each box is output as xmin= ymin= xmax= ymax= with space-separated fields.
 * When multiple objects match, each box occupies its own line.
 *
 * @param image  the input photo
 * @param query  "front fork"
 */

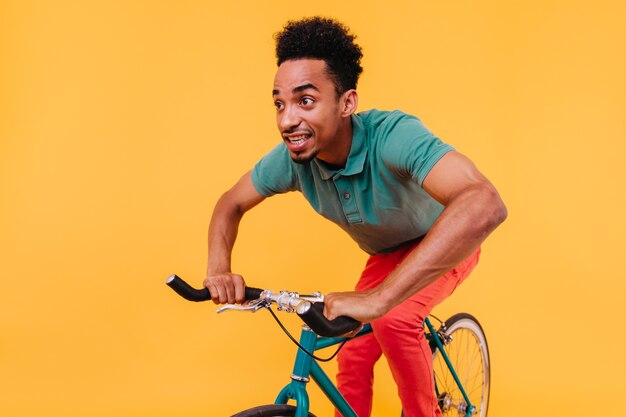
xmin=425 ymin=317 xmax=476 ymax=417
xmin=275 ymin=327 xmax=316 ymax=417
xmin=274 ymin=326 xmax=358 ymax=417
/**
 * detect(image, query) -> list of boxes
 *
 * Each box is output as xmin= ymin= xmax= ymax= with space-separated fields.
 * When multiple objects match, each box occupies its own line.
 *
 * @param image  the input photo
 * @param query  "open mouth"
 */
xmin=284 ymin=132 xmax=313 ymax=151
xmin=287 ymin=134 xmax=311 ymax=145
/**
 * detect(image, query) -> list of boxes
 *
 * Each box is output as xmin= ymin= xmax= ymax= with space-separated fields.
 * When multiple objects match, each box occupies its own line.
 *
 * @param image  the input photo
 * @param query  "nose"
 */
xmin=278 ymin=105 xmax=301 ymax=133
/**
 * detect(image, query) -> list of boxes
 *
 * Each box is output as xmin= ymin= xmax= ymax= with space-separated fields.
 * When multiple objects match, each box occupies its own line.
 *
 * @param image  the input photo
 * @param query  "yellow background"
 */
xmin=1 ymin=1 xmax=624 ymax=416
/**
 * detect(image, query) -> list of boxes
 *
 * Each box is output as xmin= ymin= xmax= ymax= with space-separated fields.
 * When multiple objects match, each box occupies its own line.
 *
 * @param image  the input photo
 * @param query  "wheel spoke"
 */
xmin=431 ymin=315 xmax=489 ymax=417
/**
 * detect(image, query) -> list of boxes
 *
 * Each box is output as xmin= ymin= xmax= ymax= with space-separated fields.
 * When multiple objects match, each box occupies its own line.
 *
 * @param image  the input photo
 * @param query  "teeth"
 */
xmin=289 ymin=135 xmax=309 ymax=144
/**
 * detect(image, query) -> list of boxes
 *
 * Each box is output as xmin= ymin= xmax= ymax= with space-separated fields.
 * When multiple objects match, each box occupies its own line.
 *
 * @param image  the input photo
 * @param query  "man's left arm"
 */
xmin=324 ymin=151 xmax=508 ymax=322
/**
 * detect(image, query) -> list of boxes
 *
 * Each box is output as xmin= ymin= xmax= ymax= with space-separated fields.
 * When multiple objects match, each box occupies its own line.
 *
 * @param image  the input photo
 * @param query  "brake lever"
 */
xmin=216 ymin=298 xmax=268 ymax=314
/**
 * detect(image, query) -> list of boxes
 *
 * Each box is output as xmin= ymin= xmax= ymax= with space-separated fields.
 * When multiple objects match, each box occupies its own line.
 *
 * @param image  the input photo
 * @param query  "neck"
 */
xmin=317 ymin=116 xmax=353 ymax=168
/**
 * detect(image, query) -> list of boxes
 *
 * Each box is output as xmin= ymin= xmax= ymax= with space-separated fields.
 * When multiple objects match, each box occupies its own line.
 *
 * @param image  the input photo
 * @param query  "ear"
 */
xmin=340 ymin=89 xmax=358 ymax=118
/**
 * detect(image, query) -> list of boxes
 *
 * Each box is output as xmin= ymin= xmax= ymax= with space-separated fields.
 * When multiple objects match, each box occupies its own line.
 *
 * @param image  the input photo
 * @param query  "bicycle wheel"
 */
xmin=231 ymin=404 xmax=317 ymax=417
xmin=431 ymin=313 xmax=490 ymax=417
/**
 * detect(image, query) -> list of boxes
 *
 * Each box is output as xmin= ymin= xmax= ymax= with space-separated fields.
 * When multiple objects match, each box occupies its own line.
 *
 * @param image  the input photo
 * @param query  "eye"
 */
xmin=300 ymin=97 xmax=314 ymax=106
xmin=274 ymin=101 xmax=284 ymax=110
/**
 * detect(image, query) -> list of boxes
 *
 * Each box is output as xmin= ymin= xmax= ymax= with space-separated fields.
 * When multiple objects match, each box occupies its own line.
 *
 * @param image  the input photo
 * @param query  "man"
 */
xmin=203 ymin=17 xmax=507 ymax=417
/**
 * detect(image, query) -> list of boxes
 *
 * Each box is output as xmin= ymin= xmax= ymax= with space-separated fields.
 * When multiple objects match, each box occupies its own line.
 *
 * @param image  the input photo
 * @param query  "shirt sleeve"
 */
xmin=380 ymin=112 xmax=454 ymax=186
xmin=250 ymin=143 xmax=298 ymax=197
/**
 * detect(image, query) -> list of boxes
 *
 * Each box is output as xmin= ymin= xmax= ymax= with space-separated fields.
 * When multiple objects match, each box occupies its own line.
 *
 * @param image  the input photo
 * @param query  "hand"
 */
xmin=203 ymin=272 xmax=246 ymax=304
xmin=323 ymin=289 xmax=388 ymax=324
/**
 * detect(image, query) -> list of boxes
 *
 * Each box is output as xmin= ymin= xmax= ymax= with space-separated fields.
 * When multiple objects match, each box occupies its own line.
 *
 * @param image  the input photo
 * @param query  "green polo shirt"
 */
xmin=251 ymin=109 xmax=454 ymax=254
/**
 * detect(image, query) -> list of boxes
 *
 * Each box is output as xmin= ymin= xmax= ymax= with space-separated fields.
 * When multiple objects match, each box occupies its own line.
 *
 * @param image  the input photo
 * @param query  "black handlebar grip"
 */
xmin=244 ymin=286 xmax=264 ymax=300
xmin=166 ymin=274 xmax=263 ymax=302
xmin=297 ymin=302 xmax=361 ymax=338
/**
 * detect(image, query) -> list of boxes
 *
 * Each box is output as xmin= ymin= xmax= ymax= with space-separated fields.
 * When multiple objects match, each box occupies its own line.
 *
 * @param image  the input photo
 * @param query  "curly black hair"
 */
xmin=274 ymin=17 xmax=363 ymax=95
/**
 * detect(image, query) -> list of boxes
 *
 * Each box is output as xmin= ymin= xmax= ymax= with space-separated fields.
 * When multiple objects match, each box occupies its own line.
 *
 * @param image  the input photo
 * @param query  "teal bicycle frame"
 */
xmin=274 ymin=317 xmax=476 ymax=417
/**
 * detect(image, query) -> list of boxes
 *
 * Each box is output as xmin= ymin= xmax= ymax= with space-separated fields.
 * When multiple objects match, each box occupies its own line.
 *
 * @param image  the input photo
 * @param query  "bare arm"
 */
xmin=204 ymin=171 xmax=265 ymax=304
xmin=324 ymin=151 xmax=507 ymax=322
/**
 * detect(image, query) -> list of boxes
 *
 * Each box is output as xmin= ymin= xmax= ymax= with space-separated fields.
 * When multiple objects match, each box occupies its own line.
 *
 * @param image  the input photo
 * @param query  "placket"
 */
xmin=333 ymin=176 xmax=362 ymax=224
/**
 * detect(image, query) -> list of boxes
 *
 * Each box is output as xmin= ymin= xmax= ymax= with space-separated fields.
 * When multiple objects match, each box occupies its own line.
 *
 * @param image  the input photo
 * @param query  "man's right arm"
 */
xmin=203 ymin=171 xmax=265 ymax=304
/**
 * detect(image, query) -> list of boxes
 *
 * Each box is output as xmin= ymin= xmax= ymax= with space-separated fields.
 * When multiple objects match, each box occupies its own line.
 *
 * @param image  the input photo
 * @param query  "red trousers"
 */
xmin=335 ymin=245 xmax=481 ymax=417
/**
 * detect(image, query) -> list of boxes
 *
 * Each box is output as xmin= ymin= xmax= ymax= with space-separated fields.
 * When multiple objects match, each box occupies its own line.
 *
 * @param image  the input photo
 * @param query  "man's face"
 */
xmin=272 ymin=59 xmax=345 ymax=165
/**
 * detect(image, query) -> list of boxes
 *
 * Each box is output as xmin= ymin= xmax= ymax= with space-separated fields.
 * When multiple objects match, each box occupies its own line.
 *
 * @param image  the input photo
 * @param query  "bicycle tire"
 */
xmin=431 ymin=313 xmax=490 ymax=417
xmin=231 ymin=404 xmax=317 ymax=417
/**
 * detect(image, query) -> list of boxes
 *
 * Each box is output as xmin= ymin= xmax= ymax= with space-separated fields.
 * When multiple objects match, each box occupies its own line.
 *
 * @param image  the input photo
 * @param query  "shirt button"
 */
xmin=344 ymin=192 xmax=351 ymax=199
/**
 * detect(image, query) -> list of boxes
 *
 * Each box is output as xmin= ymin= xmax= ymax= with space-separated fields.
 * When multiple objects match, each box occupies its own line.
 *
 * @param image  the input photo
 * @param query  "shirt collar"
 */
xmin=314 ymin=114 xmax=367 ymax=180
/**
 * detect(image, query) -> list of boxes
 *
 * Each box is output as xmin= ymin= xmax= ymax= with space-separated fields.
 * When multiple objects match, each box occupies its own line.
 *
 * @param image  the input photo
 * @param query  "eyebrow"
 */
xmin=272 ymin=83 xmax=320 ymax=96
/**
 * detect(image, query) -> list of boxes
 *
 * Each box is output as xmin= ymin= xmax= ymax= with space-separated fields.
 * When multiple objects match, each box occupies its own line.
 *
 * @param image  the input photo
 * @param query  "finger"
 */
xmin=205 ymin=281 xmax=221 ymax=305
xmin=233 ymin=275 xmax=245 ymax=304
xmin=347 ymin=324 xmax=364 ymax=338
xmin=323 ymin=295 xmax=337 ymax=320
xmin=224 ymin=279 xmax=236 ymax=304
xmin=216 ymin=279 xmax=228 ymax=304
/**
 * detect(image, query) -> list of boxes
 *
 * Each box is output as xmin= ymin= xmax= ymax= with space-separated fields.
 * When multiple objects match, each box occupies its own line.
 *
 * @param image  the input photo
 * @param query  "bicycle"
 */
xmin=166 ymin=274 xmax=490 ymax=417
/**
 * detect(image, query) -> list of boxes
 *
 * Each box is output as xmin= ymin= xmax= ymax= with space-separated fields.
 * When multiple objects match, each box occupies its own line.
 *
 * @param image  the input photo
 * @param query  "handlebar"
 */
xmin=166 ymin=274 xmax=362 ymax=338
xmin=166 ymin=274 xmax=263 ymax=302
